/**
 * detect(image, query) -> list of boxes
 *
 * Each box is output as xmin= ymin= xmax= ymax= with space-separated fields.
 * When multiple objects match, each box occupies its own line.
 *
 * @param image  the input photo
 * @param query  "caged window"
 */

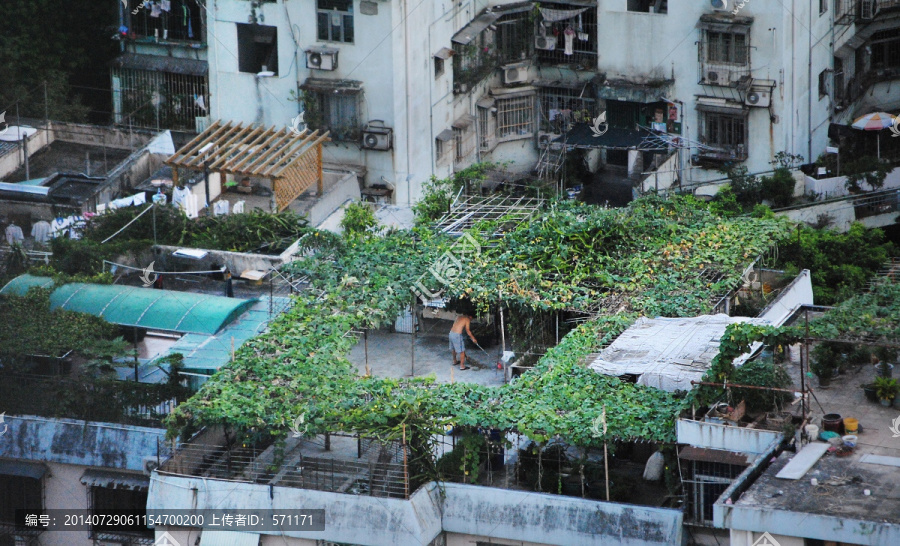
xmin=304 ymin=91 xmax=362 ymax=141
xmin=317 ymin=0 xmax=354 ymax=44
xmin=496 ymin=95 xmax=535 ymax=141
xmin=705 ymin=31 xmax=749 ymax=65
xmin=700 ymin=109 xmax=748 ymax=159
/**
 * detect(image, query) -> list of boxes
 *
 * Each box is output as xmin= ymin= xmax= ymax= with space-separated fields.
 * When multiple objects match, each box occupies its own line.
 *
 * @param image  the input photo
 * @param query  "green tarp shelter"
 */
xmin=0 ymin=275 xmax=256 ymax=335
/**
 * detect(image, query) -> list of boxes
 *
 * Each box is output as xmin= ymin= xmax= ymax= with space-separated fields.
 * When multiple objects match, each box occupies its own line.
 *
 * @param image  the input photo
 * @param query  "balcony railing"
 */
xmin=160 ymin=436 xmax=411 ymax=499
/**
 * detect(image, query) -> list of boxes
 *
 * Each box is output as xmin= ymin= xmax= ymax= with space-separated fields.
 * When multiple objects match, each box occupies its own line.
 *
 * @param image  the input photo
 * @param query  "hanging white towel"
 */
xmin=194 ymin=95 xmax=207 ymax=112
xmin=564 ymin=27 xmax=576 ymax=56
xmin=172 ymin=186 xmax=191 ymax=210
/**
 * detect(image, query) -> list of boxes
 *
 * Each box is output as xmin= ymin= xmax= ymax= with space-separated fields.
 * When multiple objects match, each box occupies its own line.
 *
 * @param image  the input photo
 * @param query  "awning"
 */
xmin=493 ymin=1 xmax=537 ymax=14
xmin=111 ymin=53 xmax=208 ymax=77
xmin=80 ymin=469 xmax=150 ymax=491
xmin=0 ymin=459 xmax=47 ymax=480
xmin=0 ymin=275 xmax=256 ymax=335
xmin=697 ymin=14 xmax=753 ymax=34
xmin=435 ymin=129 xmax=454 ymax=141
xmin=696 ymin=101 xmax=748 ymax=116
xmin=553 ymin=124 xmax=658 ymax=150
xmin=452 ymin=12 xmax=500 ymax=45
xmin=199 ymin=530 xmax=261 ymax=546
xmin=300 ymin=78 xmax=363 ymax=95
xmin=491 ymin=85 xmax=537 ymax=100
xmin=596 ymin=79 xmax=674 ymax=104
xmin=476 ymin=96 xmax=496 ymax=109
xmin=452 ymin=114 xmax=476 ymax=130
xmin=434 ymin=47 xmax=455 ymax=60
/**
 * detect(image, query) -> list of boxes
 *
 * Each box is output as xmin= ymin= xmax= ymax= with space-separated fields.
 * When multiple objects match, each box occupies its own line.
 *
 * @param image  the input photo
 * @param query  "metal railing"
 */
xmin=159 ymin=436 xmax=410 ymax=499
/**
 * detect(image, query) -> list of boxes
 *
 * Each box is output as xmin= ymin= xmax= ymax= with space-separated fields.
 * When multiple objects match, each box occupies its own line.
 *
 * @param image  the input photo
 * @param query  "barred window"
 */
xmin=703 ymin=112 xmax=746 ymax=148
xmin=302 ymin=89 xmax=363 ymax=142
xmin=317 ymin=0 xmax=354 ymax=43
xmin=496 ymin=95 xmax=535 ymax=141
xmin=477 ymin=105 xmax=497 ymax=153
xmin=705 ymin=31 xmax=748 ymax=65
xmin=453 ymin=125 xmax=476 ymax=170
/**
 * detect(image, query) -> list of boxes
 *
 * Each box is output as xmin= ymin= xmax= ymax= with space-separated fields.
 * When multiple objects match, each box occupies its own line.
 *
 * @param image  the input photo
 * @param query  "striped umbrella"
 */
xmin=851 ymin=112 xmax=897 ymax=158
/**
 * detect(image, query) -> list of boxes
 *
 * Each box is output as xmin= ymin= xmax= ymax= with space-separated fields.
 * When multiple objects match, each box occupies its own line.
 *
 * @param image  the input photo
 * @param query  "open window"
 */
xmin=236 ymin=23 xmax=278 ymax=75
xmin=452 ymin=115 xmax=477 ymax=170
xmin=128 ymin=0 xmax=204 ymax=42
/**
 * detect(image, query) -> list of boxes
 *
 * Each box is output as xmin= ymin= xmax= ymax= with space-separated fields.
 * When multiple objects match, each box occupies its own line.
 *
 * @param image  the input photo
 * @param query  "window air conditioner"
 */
xmin=744 ymin=87 xmax=771 ymax=107
xmin=535 ymin=36 xmax=557 ymax=51
xmin=711 ymin=0 xmax=729 ymax=11
xmin=306 ymin=49 xmax=338 ymax=71
xmin=361 ymin=120 xmax=393 ymax=151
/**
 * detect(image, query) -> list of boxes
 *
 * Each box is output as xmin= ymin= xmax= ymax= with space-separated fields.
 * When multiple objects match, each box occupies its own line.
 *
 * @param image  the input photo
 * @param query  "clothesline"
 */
xmin=103 ymin=260 xmax=229 ymax=276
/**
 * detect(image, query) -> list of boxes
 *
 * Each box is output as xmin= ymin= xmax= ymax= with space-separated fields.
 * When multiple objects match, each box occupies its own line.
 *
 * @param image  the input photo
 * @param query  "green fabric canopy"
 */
xmin=0 ymin=275 xmax=256 ymax=335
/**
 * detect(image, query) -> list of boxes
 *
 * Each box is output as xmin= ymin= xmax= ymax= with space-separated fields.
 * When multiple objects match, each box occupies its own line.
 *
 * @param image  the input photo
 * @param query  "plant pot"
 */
xmin=863 ymin=383 xmax=878 ymax=403
xmin=817 ymin=374 xmax=832 ymax=388
xmin=894 ymin=396 xmax=900 ymax=409
xmin=880 ymin=398 xmax=893 ymax=407
xmin=875 ymin=363 xmax=894 ymax=378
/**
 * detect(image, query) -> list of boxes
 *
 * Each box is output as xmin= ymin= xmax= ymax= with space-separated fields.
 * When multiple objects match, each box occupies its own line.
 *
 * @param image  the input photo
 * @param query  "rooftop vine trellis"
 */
xmin=167 ymin=196 xmax=790 ymax=447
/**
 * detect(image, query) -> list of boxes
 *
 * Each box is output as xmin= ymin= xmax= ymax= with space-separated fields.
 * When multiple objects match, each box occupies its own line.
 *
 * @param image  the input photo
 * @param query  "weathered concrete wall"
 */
xmin=804 ymin=167 xmax=900 ymax=199
xmin=440 ymin=482 xmax=683 ymax=546
xmin=677 ymin=419 xmax=782 ymax=456
xmin=776 ymin=201 xmax=857 ymax=232
xmin=148 ymin=475 xmax=683 ymax=546
xmin=304 ymin=172 xmax=361 ymax=227
xmin=39 ymin=462 xmax=108 ymax=546
xmin=51 ymin=121 xmax=153 ymax=150
xmin=0 ymin=414 xmax=167 ymax=471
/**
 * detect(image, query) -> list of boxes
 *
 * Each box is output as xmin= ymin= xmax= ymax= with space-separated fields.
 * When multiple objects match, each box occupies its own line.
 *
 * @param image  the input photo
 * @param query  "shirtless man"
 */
xmin=449 ymin=314 xmax=477 ymax=370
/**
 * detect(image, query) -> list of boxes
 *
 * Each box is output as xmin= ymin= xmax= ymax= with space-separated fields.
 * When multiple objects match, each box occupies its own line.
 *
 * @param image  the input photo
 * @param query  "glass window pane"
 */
xmin=343 ymin=15 xmax=354 ymax=43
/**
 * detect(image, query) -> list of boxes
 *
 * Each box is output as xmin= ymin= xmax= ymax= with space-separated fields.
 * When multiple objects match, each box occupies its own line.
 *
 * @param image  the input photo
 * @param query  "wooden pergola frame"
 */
xmin=165 ymin=121 xmax=330 ymax=212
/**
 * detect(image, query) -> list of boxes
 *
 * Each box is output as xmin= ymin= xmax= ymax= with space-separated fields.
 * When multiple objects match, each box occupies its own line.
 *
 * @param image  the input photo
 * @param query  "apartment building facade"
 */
xmin=113 ymin=0 xmax=839 ymax=202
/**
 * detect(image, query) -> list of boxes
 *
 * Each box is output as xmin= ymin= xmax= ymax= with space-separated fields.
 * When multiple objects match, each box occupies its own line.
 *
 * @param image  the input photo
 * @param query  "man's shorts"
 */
xmin=449 ymin=332 xmax=466 ymax=353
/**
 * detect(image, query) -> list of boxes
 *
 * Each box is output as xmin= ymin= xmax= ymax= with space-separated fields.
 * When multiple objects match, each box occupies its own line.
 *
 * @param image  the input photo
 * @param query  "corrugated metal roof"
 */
xmin=0 ymin=275 xmax=255 ymax=335
xmin=80 ymin=469 xmax=150 ymax=491
xmin=111 ymin=53 xmax=208 ymax=77
xmin=452 ymin=12 xmax=500 ymax=45
xmin=199 ymin=530 xmax=260 ymax=546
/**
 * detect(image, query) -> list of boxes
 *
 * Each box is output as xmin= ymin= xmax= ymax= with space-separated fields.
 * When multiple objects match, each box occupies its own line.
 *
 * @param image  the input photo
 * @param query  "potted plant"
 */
xmin=874 ymin=377 xmax=899 ymax=407
xmin=862 ymin=382 xmax=878 ymax=403
xmin=811 ymin=343 xmax=838 ymax=387
xmin=874 ymin=347 xmax=898 ymax=378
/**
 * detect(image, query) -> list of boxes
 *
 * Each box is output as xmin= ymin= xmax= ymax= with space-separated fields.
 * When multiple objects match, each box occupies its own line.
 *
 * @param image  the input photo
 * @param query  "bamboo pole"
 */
xmin=402 ymin=425 xmax=409 ymax=499
xmin=602 ymin=407 xmax=609 ymax=502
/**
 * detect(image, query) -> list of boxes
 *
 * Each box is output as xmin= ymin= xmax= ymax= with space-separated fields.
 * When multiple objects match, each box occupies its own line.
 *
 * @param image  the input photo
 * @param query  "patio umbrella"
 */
xmin=851 ymin=112 xmax=896 ymax=159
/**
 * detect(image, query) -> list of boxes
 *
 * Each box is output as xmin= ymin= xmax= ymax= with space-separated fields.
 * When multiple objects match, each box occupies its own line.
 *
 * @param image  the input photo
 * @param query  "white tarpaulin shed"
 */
xmin=588 ymin=314 xmax=769 ymax=392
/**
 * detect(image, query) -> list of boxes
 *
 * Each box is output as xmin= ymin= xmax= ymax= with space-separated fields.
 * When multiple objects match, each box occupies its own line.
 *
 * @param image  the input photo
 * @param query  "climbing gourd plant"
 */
xmin=167 ymin=195 xmax=789 ymax=451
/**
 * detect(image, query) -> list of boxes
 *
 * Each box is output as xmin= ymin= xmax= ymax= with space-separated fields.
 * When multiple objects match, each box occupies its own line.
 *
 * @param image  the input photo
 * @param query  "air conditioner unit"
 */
xmin=706 ymin=71 xmax=720 ymax=83
xmin=745 ymin=87 xmax=771 ymax=107
xmin=142 ymin=456 xmax=160 ymax=476
xmin=711 ymin=0 xmax=729 ymax=11
xmin=306 ymin=49 xmax=338 ymax=71
xmin=537 ymin=131 xmax=562 ymax=148
xmin=502 ymin=65 xmax=528 ymax=85
xmin=860 ymin=0 xmax=877 ymax=19
xmin=535 ymin=36 xmax=557 ymax=51
xmin=361 ymin=120 xmax=393 ymax=151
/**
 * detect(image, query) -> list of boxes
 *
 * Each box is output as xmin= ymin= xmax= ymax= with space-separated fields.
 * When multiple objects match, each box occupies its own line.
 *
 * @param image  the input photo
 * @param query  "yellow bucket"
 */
xmin=844 ymin=418 xmax=859 ymax=434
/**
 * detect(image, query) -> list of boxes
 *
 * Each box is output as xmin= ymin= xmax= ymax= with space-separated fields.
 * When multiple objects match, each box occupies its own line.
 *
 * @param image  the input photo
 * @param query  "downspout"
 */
xmin=807 ymin=1 xmax=813 ymax=161
xmin=404 ymin=0 xmax=413 ymax=205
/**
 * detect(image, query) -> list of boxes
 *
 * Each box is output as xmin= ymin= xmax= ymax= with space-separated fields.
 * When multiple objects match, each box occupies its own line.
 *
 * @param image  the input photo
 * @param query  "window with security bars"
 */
xmin=496 ymin=11 xmax=533 ymax=64
xmin=534 ymin=3 xmax=598 ymax=67
xmin=538 ymin=86 xmax=596 ymax=133
xmin=317 ymin=0 xmax=354 ymax=43
xmin=303 ymin=91 xmax=362 ymax=141
xmin=704 ymin=31 xmax=749 ymax=64
xmin=88 ymin=486 xmax=153 ymax=541
xmin=435 ymin=137 xmax=454 ymax=165
xmin=129 ymin=0 xmax=203 ymax=42
xmin=680 ymin=459 xmax=746 ymax=525
xmin=478 ymin=106 xmax=498 ymax=152
xmin=871 ymin=29 xmax=900 ymax=70
xmin=454 ymin=126 xmax=477 ymax=170
xmin=496 ymin=95 xmax=535 ymax=141
xmin=700 ymin=110 xmax=747 ymax=158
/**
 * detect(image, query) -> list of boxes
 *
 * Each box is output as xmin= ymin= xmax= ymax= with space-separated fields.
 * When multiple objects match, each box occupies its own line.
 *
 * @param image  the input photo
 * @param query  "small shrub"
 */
xmin=731 ymin=358 xmax=793 ymax=413
xmin=340 ymin=202 xmax=377 ymax=236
